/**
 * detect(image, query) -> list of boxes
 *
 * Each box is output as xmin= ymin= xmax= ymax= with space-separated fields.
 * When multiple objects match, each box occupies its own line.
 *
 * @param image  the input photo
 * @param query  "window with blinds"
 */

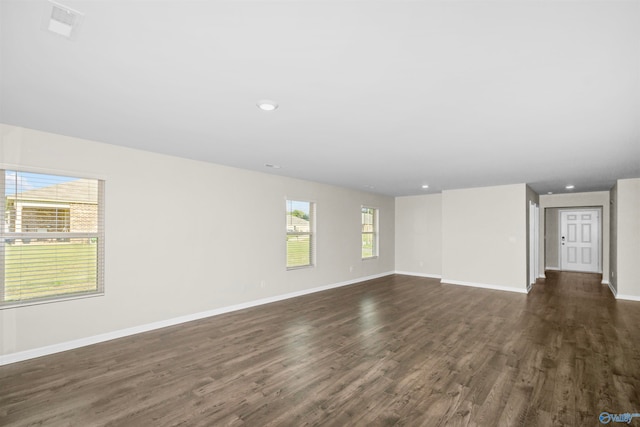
xmin=362 ymin=206 xmax=378 ymax=259
xmin=286 ymin=199 xmax=314 ymax=269
xmin=0 ymin=170 xmax=104 ymax=308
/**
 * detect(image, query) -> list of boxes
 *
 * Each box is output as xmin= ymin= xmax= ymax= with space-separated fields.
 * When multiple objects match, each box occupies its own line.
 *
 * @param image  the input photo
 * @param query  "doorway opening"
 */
xmin=545 ymin=207 xmax=602 ymax=274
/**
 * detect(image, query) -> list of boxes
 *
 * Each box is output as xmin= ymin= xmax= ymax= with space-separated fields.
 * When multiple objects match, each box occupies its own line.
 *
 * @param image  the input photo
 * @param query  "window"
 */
xmin=286 ymin=200 xmax=314 ymax=269
xmin=361 ymin=206 xmax=378 ymax=259
xmin=1 ymin=170 xmax=104 ymax=308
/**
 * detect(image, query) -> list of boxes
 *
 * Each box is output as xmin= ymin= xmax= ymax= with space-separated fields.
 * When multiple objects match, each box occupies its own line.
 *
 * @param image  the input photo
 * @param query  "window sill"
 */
xmin=0 ymin=292 xmax=104 ymax=310
xmin=286 ymin=264 xmax=315 ymax=271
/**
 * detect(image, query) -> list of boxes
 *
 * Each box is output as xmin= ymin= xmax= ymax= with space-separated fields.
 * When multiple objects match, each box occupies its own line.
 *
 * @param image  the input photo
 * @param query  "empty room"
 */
xmin=1 ymin=0 xmax=639 ymax=426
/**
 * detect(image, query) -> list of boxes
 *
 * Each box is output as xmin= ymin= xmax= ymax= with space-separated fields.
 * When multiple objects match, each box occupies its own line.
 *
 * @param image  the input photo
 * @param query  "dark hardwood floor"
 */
xmin=1 ymin=272 xmax=639 ymax=426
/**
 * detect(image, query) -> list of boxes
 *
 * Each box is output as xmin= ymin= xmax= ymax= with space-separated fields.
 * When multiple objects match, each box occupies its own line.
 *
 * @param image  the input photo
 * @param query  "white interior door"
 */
xmin=560 ymin=209 xmax=600 ymax=273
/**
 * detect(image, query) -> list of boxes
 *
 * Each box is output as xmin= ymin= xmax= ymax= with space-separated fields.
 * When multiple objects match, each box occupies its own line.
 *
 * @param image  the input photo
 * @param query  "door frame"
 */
xmin=529 ymin=201 xmax=539 ymax=288
xmin=558 ymin=206 xmax=602 ymax=273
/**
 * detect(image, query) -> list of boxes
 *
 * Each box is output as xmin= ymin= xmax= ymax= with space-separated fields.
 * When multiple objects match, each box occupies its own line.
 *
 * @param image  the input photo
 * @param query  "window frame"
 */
xmin=361 ymin=206 xmax=379 ymax=260
xmin=0 ymin=168 xmax=105 ymax=309
xmin=286 ymin=199 xmax=315 ymax=270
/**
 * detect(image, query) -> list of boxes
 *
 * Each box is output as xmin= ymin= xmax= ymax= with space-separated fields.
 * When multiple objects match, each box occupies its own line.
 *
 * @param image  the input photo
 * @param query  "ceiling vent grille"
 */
xmin=45 ymin=1 xmax=84 ymax=39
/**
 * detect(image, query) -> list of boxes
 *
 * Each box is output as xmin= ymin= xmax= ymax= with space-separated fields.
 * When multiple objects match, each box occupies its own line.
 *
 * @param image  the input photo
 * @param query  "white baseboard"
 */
xmin=616 ymin=294 xmax=640 ymax=302
xmin=601 ymin=279 xmax=610 ymax=285
xmin=538 ymin=274 xmax=546 ymax=279
xmin=0 ymin=271 xmax=394 ymax=366
xmin=394 ymin=271 xmax=442 ymax=280
xmin=389 ymin=273 xmax=529 ymax=295
xmin=605 ymin=283 xmax=640 ymax=301
xmin=441 ymin=278 xmax=528 ymax=294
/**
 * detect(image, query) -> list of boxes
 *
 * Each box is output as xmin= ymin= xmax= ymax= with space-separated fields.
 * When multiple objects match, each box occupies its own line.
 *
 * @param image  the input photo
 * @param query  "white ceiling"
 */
xmin=1 ymin=0 xmax=639 ymax=196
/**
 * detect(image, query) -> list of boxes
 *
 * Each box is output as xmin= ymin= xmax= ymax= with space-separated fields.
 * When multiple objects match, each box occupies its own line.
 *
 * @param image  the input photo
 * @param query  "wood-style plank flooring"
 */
xmin=1 ymin=272 xmax=639 ymax=426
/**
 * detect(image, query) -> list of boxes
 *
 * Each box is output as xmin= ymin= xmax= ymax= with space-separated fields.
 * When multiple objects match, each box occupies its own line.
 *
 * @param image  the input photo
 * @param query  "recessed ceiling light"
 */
xmin=565 ymin=185 xmax=575 ymax=190
xmin=421 ymin=184 xmax=429 ymax=189
xmin=265 ymin=163 xmax=281 ymax=169
xmin=547 ymin=192 xmax=553 ymax=195
xmin=257 ymin=100 xmax=278 ymax=111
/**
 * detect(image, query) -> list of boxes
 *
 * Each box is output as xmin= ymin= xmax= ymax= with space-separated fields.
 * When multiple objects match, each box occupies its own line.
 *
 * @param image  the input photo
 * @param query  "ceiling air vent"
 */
xmin=44 ymin=1 xmax=84 ymax=39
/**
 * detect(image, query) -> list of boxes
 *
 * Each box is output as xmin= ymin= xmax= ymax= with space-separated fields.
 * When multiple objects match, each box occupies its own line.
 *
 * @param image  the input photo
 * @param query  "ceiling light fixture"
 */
xmin=257 ymin=100 xmax=278 ymax=111
xmin=565 ymin=185 xmax=575 ymax=190
xmin=44 ymin=1 xmax=84 ymax=39
xmin=264 ymin=163 xmax=281 ymax=169
xmin=547 ymin=192 xmax=553 ymax=195
xmin=421 ymin=184 xmax=429 ymax=189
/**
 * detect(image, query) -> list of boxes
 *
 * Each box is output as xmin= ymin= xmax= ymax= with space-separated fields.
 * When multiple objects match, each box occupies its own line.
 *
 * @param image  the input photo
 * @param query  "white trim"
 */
xmin=601 ymin=279 xmax=610 ymax=285
xmin=1 ymin=291 xmax=103 ymax=310
xmin=394 ymin=271 xmax=442 ymax=279
xmin=607 ymin=282 xmax=617 ymax=297
xmin=440 ymin=278 xmax=528 ymax=294
xmin=529 ymin=201 xmax=539 ymax=287
xmin=538 ymin=274 xmax=546 ymax=279
xmin=0 ymin=271 xmax=394 ymax=366
xmin=545 ymin=267 xmax=603 ymax=274
xmin=554 ymin=268 xmax=603 ymax=274
xmin=616 ymin=294 xmax=640 ymax=302
xmin=604 ymin=283 xmax=640 ymax=302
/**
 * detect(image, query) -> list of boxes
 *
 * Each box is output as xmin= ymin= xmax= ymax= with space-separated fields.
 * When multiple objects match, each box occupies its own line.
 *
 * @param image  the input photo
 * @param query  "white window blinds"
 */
xmin=286 ymin=200 xmax=314 ymax=269
xmin=0 ymin=170 xmax=105 ymax=308
xmin=361 ymin=206 xmax=378 ymax=259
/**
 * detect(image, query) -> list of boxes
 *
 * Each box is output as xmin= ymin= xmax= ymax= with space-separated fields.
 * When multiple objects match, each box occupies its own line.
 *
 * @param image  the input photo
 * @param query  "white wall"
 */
xmin=0 ymin=124 xmax=395 ymax=357
xmin=616 ymin=178 xmax=640 ymax=299
xmin=538 ymin=191 xmax=610 ymax=280
xmin=545 ymin=208 xmax=560 ymax=269
xmin=395 ymin=194 xmax=442 ymax=277
xmin=441 ymin=184 xmax=528 ymax=292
